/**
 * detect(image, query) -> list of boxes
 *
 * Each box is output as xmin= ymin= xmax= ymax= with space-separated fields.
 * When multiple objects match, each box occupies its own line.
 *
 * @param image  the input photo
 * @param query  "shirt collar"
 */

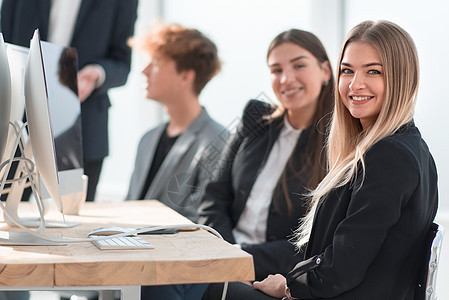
xmin=281 ymin=114 xmax=302 ymax=138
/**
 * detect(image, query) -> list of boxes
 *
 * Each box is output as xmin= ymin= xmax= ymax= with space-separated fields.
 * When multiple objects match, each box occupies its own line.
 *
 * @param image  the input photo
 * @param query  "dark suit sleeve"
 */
xmin=287 ymin=139 xmax=420 ymax=299
xmin=198 ymin=100 xmax=274 ymax=243
xmin=242 ymin=239 xmax=303 ymax=281
xmin=89 ymin=0 xmax=137 ymax=95
xmin=198 ymin=128 xmax=244 ymax=243
xmin=188 ymin=126 xmax=230 ymax=219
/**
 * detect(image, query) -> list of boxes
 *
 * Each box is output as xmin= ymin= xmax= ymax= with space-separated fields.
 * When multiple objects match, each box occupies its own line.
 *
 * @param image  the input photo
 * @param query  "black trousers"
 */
xmin=83 ymin=159 xmax=104 ymax=202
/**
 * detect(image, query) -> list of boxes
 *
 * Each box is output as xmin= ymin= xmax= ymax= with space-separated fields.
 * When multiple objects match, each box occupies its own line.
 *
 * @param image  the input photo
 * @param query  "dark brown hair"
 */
xmin=58 ymin=48 xmax=78 ymax=95
xmin=268 ymin=29 xmax=334 ymax=214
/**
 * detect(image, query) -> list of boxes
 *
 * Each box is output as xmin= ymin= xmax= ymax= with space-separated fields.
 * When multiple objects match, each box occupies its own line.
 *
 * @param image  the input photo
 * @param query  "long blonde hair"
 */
xmin=296 ymin=20 xmax=420 ymax=247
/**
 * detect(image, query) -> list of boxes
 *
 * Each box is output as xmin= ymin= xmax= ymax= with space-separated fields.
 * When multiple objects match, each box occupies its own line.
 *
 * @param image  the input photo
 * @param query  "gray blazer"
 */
xmin=126 ymin=108 xmax=229 ymax=222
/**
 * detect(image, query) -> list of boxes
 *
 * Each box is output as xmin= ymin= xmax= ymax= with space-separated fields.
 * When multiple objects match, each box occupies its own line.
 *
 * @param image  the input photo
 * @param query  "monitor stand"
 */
xmin=0 ymin=125 xmax=77 ymax=245
xmin=2 ymin=153 xmax=80 ymax=228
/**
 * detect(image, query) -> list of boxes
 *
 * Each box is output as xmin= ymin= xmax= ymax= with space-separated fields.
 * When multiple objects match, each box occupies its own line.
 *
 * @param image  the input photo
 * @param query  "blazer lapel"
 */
xmin=71 ymin=0 xmax=94 ymax=44
xmin=262 ymin=117 xmax=284 ymax=166
xmin=232 ymin=115 xmax=283 ymax=218
xmin=145 ymin=109 xmax=209 ymax=198
xmin=133 ymin=125 xmax=166 ymax=198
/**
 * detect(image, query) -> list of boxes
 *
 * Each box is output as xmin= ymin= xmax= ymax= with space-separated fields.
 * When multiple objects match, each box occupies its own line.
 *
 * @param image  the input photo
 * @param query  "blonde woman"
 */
xmin=223 ymin=20 xmax=438 ymax=300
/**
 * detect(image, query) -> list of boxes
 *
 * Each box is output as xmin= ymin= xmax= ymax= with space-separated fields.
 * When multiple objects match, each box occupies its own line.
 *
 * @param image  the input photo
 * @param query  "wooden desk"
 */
xmin=0 ymin=200 xmax=254 ymax=298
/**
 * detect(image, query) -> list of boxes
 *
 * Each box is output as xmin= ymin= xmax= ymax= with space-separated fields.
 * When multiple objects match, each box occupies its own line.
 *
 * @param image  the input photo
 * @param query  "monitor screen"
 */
xmin=40 ymin=41 xmax=83 ymax=172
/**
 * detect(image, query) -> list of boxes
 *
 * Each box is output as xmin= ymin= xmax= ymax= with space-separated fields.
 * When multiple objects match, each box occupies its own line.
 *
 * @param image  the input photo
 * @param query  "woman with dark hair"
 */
xmin=199 ymin=28 xmax=334 ymax=295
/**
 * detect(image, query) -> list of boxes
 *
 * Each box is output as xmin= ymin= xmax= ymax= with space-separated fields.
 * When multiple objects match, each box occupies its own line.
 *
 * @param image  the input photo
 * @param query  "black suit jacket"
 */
xmin=199 ymin=100 xmax=315 ymax=280
xmin=1 ymin=0 xmax=138 ymax=161
xmin=287 ymin=122 xmax=438 ymax=299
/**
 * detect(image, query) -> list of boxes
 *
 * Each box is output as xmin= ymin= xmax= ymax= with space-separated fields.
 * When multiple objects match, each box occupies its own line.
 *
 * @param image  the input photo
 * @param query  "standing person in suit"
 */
xmin=198 ymin=28 xmax=334 ymax=290
xmin=0 ymin=0 xmax=138 ymax=202
xmin=126 ymin=22 xmax=228 ymax=299
xmin=213 ymin=20 xmax=438 ymax=300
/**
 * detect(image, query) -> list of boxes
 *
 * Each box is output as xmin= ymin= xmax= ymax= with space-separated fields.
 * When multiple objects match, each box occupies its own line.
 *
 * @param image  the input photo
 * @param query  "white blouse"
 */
xmin=232 ymin=116 xmax=302 ymax=244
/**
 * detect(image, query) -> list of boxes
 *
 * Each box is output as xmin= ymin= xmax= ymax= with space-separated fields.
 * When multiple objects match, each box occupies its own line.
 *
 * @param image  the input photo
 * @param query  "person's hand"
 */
xmin=253 ymin=274 xmax=288 ymax=298
xmin=77 ymin=65 xmax=100 ymax=102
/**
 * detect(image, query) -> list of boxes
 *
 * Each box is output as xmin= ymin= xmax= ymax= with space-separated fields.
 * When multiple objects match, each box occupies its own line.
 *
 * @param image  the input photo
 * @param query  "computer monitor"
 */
xmin=0 ymin=40 xmax=27 ymax=170
xmin=24 ymin=29 xmax=62 ymax=212
xmin=0 ymin=38 xmax=29 ymax=220
xmin=0 ymin=30 xmax=84 ymax=244
xmin=25 ymin=32 xmax=86 ymax=209
xmin=40 ymin=40 xmax=85 ymax=206
xmin=0 ymin=33 xmax=12 ymax=169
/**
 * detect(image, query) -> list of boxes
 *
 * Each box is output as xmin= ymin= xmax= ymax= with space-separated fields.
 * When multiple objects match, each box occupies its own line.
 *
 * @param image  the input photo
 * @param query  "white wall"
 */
xmin=99 ymin=0 xmax=449 ymax=297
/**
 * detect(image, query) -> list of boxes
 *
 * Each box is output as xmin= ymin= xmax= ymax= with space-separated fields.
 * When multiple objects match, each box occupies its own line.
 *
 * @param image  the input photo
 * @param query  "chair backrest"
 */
xmin=415 ymin=222 xmax=445 ymax=300
xmin=426 ymin=223 xmax=445 ymax=300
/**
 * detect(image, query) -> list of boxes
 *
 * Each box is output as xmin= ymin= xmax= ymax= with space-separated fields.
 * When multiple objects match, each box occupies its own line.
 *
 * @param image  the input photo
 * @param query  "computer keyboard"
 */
xmin=90 ymin=235 xmax=154 ymax=250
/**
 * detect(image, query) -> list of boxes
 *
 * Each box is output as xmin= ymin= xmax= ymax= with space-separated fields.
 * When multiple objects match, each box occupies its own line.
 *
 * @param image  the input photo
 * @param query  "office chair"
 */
xmin=415 ymin=222 xmax=445 ymax=300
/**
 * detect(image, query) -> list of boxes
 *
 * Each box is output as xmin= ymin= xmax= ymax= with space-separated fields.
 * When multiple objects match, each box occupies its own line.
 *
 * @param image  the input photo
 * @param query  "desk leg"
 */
xmin=100 ymin=290 xmax=116 ymax=300
xmin=99 ymin=287 xmax=140 ymax=300
xmin=121 ymin=286 xmax=141 ymax=300
xmin=0 ymin=286 xmax=141 ymax=300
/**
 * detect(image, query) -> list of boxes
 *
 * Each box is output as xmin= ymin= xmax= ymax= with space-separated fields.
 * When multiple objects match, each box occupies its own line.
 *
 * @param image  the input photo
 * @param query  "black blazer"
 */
xmin=199 ymin=100 xmax=315 ymax=280
xmin=0 ymin=0 xmax=138 ymax=161
xmin=287 ymin=123 xmax=438 ymax=299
